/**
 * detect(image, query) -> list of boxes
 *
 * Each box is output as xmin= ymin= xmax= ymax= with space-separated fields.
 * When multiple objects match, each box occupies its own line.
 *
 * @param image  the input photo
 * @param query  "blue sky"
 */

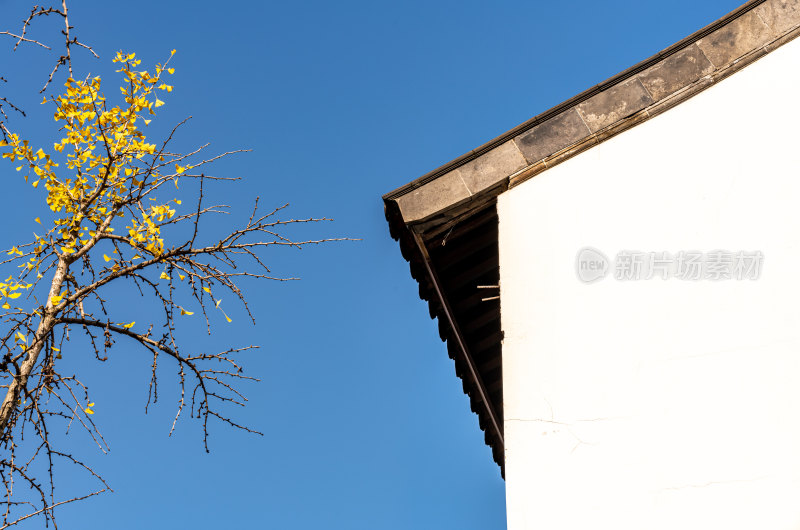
xmin=1 ymin=0 xmax=744 ymax=527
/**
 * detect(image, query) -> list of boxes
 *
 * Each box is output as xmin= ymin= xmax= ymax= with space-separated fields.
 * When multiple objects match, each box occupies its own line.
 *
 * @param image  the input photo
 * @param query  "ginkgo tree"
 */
xmin=0 ymin=46 xmax=338 ymax=528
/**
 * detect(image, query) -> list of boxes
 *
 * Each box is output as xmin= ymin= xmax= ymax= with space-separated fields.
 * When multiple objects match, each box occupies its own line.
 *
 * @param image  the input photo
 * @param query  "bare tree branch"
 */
xmin=0 ymin=0 xmax=98 ymax=138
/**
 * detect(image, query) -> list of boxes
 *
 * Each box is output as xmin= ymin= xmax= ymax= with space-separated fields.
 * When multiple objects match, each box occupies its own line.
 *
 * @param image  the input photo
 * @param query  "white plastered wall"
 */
xmin=499 ymin=36 xmax=800 ymax=530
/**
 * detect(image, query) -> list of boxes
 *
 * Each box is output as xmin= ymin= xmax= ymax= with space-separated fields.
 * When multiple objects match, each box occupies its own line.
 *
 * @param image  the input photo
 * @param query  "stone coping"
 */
xmin=384 ymin=0 xmax=800 ymax=227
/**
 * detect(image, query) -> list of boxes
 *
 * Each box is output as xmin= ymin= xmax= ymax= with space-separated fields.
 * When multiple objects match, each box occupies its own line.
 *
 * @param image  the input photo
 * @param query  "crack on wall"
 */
xmin=657 ymin=476 xmax=768 ymax=493
xmin=505 ymin=417 xmax=627 ymax=424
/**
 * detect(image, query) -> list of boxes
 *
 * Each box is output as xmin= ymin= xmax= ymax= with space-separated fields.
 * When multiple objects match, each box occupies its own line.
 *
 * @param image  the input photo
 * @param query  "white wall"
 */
xmin=499 ymin=36 xmax=800 ymax=530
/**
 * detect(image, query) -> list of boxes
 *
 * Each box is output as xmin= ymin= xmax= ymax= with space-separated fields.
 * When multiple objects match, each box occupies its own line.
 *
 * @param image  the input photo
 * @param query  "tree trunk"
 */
xmin=0 ymin=259 xmax=68 ymax=435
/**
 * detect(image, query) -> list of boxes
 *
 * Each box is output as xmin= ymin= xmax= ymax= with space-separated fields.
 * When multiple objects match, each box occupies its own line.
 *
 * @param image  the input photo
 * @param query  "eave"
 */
xmin=383 ymin=0 xmax=800 ymax=473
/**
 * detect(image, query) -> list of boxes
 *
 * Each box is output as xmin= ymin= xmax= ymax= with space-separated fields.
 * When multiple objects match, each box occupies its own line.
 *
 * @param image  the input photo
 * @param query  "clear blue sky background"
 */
xmin=1 ymin=0 xmax=744 ymax=528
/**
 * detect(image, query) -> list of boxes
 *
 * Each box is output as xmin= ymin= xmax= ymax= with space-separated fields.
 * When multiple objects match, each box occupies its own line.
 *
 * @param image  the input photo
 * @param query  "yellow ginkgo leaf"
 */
xmin=84 ymin=407 xmax=94 ymax=415
xmin=178 ymin=274 xmax=186 ymax=281
xmin=180 ymin=308 xmax=194 ymax=316
xmin=123 ymin=321 xmax=135 ymax=329
xmin=1 ymin=302 xmax=9 ymax=310
xmin=34 ymin=217 xmax=41 ymax=224
xmin=103 ymin=254 xmax=111 ymax=262
xmin=154 ymin=98 xmax=165 ymax=108
xmin=225 ymin=314 xmax=232 ymax=323
xmin=50 ymin=294 xmax=63 ymax=305
xmin=203 ymin=287 xmax=211 ymax=294
xmin=159 ymin=271 xmax=170 ymax=280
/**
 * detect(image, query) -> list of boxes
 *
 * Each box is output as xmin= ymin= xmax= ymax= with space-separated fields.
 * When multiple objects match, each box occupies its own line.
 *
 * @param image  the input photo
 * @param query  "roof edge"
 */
xmin=383 ymin=0 xmax=769 ymax=202
xmin=381 ymin=0 xmax=800 ymax=473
